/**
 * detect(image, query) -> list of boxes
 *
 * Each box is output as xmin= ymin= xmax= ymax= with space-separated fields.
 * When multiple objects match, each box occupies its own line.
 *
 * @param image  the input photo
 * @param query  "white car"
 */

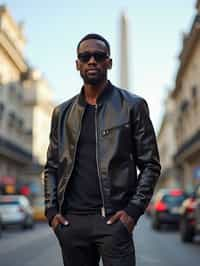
xmin=0 ymin=195 xmax=34 ymax=229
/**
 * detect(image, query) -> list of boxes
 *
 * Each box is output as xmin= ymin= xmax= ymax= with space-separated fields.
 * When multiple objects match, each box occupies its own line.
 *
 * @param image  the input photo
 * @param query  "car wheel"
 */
xmin=22 ymin=216 xmax=34 ymax=230
xmin=2 ymin=224 xmax=6 ymax=230
xmin=28 ymin=219 xmax=35 ymax=229
xmin=180 ymin=217 xmax=194 ymax=242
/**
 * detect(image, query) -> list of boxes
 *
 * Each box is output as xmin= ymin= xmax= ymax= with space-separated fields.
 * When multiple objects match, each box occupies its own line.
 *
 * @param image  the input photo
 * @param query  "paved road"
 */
xmin=135 ymin=216 xmax=200 ymax=266
xmin=0 ymin=216 xmax=199 ymax=266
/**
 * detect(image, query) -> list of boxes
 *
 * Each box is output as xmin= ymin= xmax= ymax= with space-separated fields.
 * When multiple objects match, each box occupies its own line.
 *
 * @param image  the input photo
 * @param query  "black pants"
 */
xmin=54 ymin=214 xmax=135 ymax=266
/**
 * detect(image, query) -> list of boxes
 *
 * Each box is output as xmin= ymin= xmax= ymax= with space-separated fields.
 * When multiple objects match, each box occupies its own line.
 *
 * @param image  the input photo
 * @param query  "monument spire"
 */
xmin=119 ymin=11 xmax=130 ymax=90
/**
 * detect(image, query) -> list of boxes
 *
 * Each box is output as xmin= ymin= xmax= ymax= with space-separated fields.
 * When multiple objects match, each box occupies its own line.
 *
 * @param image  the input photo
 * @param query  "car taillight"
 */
xmin=189 ymin=219 xmax=196 ymax=225
xmin=170 ymin=189 xmax=183 ymax=196
xmin=187 ymin=206 xmax=195 ymax=213
xmin=155 ymin=201 xmax=167 ymax=212
xmin=186 ymin=199 xmax=196 ymax=213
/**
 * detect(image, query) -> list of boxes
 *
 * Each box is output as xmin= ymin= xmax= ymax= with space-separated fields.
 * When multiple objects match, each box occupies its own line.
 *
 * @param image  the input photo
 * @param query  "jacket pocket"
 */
xmin=101 ymin=122 xmax=130 ymax=137
xmin=118 ymin=219 xmax=132 ymax=236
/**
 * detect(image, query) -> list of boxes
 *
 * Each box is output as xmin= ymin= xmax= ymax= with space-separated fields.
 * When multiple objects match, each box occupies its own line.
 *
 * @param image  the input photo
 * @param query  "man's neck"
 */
xmin=84 ymin=80 xmax=108 ymax=105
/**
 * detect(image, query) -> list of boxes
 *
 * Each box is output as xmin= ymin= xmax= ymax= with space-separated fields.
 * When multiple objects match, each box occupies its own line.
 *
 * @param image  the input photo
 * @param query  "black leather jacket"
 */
xmin=44 ymin=82 xmax=161 ymax=225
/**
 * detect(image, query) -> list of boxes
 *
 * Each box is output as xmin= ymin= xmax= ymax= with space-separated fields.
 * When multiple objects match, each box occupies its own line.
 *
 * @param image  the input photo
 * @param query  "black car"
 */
xmin=179 ymin=184 xmax=200 ymax=242
xmin=151 ymin=188 xmax=187 ymax=230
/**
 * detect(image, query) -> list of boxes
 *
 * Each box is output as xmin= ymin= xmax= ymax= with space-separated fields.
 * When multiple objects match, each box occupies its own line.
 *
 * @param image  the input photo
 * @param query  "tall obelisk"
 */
xmin=119 ymin=11 xmax=130 ymax=90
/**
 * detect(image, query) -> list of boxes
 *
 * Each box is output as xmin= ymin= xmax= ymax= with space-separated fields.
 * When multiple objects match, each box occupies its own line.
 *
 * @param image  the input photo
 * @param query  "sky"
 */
xmin=1 ymin=0 xmax=197 ymax=132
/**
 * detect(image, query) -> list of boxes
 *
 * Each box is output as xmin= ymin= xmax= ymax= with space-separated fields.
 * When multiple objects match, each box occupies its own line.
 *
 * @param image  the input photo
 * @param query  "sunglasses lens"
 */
xmin=78 ymin=52 xmax=108 ymax=63
xmin=78 ymin=53 xmax=91 ymax=62
xmin=94 ymin=53 xmax=107 ymax=62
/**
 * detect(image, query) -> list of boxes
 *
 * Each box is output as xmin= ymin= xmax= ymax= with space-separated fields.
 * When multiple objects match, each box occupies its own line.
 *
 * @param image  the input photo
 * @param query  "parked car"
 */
xmin=151 ymin=188 xmax=187 ymax=230
xmin=179 ymin=184 xmax=200 ymax=242
xmin=0 ymin=195 xmax=34 ymax=230
xmin=32 ymin=197 xmax=46 ymax=221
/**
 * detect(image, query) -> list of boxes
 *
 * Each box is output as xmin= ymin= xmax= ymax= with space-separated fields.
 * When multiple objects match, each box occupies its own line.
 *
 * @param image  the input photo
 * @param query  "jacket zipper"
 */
xmin=102 ymin=122 xmax=130 ymax=136
xmin=95 ymin=104 xmax=106 ymax=217
xmin=59 ymin=107 xmax=86 ymax=213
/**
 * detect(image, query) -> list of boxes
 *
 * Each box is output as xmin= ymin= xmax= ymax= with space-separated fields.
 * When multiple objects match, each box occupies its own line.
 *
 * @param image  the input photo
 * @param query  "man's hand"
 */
xmin=51 ymin=214 xmax=69 ymax=231
xmin=107 ymin=210 xmax=135 ymax=233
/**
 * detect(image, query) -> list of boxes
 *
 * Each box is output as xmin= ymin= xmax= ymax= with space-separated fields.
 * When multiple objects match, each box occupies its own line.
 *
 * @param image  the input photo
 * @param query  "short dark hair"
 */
xmin=77 ymin=33 xmax=110 ymax=55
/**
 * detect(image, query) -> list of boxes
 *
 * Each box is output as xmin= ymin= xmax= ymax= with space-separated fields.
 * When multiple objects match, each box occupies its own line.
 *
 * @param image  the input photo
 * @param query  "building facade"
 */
xmin=157 ymin=95 xmax=178 ymax=189
xmin=0 ymin=5 xmax=31 ymax=189
xmin=159 ymin=1 xmax=200 ymax=192
xmin=22 ymin=69 xmax=54 ymax=166
xmin=0 ymin=6 xmax=54 ymax=196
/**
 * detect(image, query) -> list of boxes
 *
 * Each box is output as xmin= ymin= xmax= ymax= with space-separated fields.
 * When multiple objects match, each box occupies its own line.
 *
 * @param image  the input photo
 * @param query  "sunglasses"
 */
xmin=78 ymin=51 xmax=109 ymax=63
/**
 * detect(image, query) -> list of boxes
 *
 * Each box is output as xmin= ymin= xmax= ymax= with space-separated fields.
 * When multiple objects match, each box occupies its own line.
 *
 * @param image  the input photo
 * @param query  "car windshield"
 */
xmin=163 ymin=195 xmax=186 ymax=206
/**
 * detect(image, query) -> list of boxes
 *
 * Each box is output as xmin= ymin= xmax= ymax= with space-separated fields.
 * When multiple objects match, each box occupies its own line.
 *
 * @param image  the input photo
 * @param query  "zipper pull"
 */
xmin=101 ymin=207 xmax=106 ymax=217
xmin=102 ymin=129 xmax=110 ymax=136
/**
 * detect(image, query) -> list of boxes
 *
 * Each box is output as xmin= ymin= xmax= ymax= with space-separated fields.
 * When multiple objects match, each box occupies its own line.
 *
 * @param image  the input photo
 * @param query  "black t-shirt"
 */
xmin=62 ymin=104 xmax=102 ymax=214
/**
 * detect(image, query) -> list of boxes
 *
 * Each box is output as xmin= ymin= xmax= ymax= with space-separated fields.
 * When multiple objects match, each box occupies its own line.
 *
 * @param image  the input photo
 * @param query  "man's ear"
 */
xmin=107 ymin=58 xmax=112 ymax=69
xmin=76 ymin=60 xmax=80 ymax=71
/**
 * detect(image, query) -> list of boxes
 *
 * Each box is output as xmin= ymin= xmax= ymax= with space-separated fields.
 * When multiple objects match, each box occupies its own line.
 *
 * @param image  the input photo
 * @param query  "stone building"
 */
xmin=0 ymin=6 xmax=54 ymax=195
xmin=22 ymin=69 xmax=54 ymax=166
xmin=157 ymin=95 xmax=178 ymax=189
xmin=158 ymin=1 xmax=200 ymax=191
xmin=167 ymin=1 xmax=200 ymax=191
xmin=0 ymin=5 xmax=31 ymax=186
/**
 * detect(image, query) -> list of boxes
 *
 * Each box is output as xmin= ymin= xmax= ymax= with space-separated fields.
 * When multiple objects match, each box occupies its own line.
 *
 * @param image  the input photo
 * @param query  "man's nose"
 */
xmin=88 ymin=55 xmax=97 ymax=64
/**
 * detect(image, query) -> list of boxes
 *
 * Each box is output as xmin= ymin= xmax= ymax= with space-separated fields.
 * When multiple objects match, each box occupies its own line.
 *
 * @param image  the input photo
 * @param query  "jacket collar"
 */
xmin=78 ymin=80 xmax=114 ymax=107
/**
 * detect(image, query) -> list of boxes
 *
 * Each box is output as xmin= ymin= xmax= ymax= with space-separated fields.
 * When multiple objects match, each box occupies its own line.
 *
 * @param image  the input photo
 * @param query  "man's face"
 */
xmin=76 ymin=39 xmax=112 ymax=85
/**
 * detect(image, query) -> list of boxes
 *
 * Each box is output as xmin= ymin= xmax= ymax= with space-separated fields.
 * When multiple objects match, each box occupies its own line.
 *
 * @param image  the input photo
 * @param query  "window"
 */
xmin=180 ymin=99 xmax=189 ymax=113
xmin=0 ymin=102 xmax=5 ymax=121
xmin=25 ymin=129 xmax=33 ymax=136
xmin=17 ymin=91 xmax=23 ymax=102
xmin=16 ymin=117 xmax=24 ymax=132
xmin=192 ymin=86 xmax=198 ymax=110
xmin=9 ymin=83 xmax=16 ymax=95
xmin=192 ymin=86 xmax=197 ymax=98
xmin=7 ymin=112 xmax=16 ymax=129
xmin=8 ymin=83 xmax=17 ymax=104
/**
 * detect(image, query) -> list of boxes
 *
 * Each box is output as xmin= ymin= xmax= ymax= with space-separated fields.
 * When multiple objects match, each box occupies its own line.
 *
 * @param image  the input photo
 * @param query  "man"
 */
xmin=44 ymin=33 xmax=161 ymax=266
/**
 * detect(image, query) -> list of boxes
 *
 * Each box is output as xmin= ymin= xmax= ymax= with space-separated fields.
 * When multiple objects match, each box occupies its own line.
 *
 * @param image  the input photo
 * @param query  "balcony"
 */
xmin=0 ymin=135 xmax=32 ymax=164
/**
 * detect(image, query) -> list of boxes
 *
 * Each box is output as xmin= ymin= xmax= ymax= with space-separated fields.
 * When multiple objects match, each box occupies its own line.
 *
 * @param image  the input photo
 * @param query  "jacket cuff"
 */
xmin=124 ymin=203 xmax=144 ymax=225
xmin=45 ymin=207 xmax=58 ymax=227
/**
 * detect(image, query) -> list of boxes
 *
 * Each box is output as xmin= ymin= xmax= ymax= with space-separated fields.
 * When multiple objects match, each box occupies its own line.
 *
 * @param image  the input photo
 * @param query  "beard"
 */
xmin=80 ymin=70 xmax=106 ymax=85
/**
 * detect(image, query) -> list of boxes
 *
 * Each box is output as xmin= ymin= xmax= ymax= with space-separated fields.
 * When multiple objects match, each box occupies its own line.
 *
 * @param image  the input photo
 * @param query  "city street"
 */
xmin=0 ymin=215 xmax=199 ymax=266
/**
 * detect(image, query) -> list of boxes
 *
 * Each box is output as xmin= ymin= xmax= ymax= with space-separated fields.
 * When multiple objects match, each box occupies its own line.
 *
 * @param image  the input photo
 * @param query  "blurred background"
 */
xmin=0 ymin=1 xmax=200 ymax=266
